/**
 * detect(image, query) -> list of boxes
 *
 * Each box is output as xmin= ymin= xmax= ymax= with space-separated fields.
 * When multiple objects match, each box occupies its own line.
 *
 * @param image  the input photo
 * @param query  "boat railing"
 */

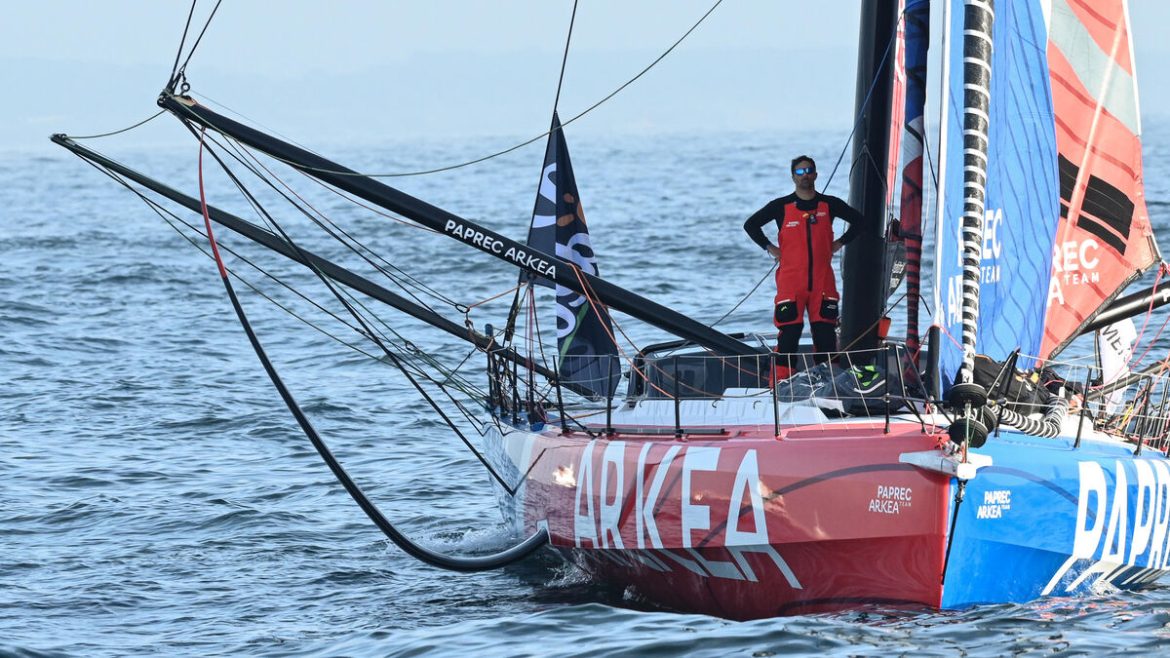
xmin=484 ymin=339 xmax=1170 ymax=451
xmin=1019 ymin=354 xmax=1170 ymax=453
xmin=484 ymin=341 xmax=937 ymax=435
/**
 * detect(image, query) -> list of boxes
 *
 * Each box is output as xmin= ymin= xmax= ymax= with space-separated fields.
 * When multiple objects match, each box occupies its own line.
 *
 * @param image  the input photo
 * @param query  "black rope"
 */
xmin=552 ymin=0 xmax=579 ymax=117
xmin=192 ymin=127 xmax=549 ymax=571
xmin=188 ymin=122 xmax=519 ymax=492
xmin=173 ymin=0 xmax=225 ymax=84
xmin=196 ymin=158 xmax=548 ymax=569
xmin=167 ymin=0 xmax=199 ymax=88
xmin=206 ymin=133 xmax=492 ymax=407
xmin=86 ymin=146 xmax=492 ymax=442
xmin=176 ymin=0 xmax=726 ymax=179
xmin=66 ymin=111 xmax=167 ymax=141
xmin=213 ymin=133 xmax=463 ymax=311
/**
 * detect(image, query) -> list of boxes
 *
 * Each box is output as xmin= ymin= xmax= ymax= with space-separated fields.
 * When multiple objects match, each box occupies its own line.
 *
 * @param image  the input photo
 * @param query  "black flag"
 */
xmin=526 ymin=113 xmax=620 ymax=398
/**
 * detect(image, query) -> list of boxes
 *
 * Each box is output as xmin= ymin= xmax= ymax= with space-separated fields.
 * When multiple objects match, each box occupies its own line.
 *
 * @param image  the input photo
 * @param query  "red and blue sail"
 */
xmin=526 ymin=112 xmax=620 ymax=398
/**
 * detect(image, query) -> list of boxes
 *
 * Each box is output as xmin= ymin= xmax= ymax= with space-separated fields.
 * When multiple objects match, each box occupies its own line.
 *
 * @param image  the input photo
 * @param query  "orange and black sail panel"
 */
xmin=1042 ymin=0 xmax=1159 ymax=358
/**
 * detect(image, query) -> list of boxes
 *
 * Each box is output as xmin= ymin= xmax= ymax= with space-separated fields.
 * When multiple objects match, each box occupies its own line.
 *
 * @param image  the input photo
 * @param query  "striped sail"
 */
xmin=1040 ymin=0 xmax=1159 ymax=359
xmin=936 ymin=0 xmax=1060 ymax=388
xmin=897 ymin=0 xmax=929 ymax=360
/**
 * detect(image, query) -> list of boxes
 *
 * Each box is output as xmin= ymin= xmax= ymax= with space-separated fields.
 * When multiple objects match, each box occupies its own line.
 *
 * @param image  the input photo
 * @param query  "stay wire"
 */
xmin=168 ymin=0 xmax=199 ymax=87
xmin=189 ymin=122 xmax=513 ymax=489
xmin=66 ymin=111 xmax=167 ymax=141
xmin=205 ymin=133 xmax=488 ymax=400
xmin=215 ymin=134 xmax=465 ymax=311
xmin=194 ymin=129 xmax=549 ymax=570
xmin=173 ymin=0 xmax=225 ymax=85
xmin=821 ymin=10 xmax=898 ymax=190
xmin=206 ymin=128 xmax=459 ymax=313
xmin=204 ymin=124 xmax=491 ymax=458
xmin=209 ymin=141 xmax=486 ymax=402
xmin=505 ymin=0 xmax=579 ymax=348
xmin=207 ymin=142 xmax=494 ymax=417
xmin=551 ymin=0 xmax=579 ymax=116
xmin=176 ymin=0 xmax=725 ymax=179
xmin=79 ymin=155 xmax=408 ymax=365
xmin=128 ymin=161 xmax=475 ymax=402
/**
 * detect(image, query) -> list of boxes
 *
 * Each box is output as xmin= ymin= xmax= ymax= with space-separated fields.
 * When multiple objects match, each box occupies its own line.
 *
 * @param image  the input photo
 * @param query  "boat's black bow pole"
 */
xmin=158 ymin=92 xmax=765 ymax=360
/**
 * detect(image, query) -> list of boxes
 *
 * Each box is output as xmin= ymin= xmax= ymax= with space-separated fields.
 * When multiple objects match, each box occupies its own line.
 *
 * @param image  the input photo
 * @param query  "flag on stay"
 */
xmin=526 ymin=112 xmax=620 ymax=398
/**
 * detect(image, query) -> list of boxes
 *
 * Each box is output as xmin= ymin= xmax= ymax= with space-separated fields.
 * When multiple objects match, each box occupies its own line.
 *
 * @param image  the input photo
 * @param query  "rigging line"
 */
xmin=181 ymin=0 xmax=727 ymax=179
xmin=194 ymin=129 xmax=549 ymax=570
xmin=567 ymin=263 xmax=694 ymax=400
xmin=527 ymin=285 xmax=554 ymax=374
xmin=821 ymin=10 xmax=899 ymax=190
xmin=205 ymin=140 xmax=471 ymax=360
xmin=168 ymin=0 xmax=199 ymax=86
xmin=206 ymin=139 xmax=486 ymax=397
xmin=191 ymin=123 xmax=516 ymax=492
xmin=76 ymin=154 xmax=375 ymax=348
xmin=710 ymin=263 xmax=777 ymax=329
xmin=509 ymin=0 xmax=578 ymax=336
xmin=201 ymin=135 xmax=491 ymax=398
xmin=1125 ymin=266 xmax=1168 ymax=371
xmin=214 ymin=135 xmax=467 ymax=318
xmin=66 ymin=111 xmax=167 ymax=141
xmin=174 ymin=0 xmax=225 ymax=80
xmin=206 ymin=129 xmax=491 ymax=462
xmin=551 ymin=0 xmax=579 ymax=114
xmin=106 ymin=166 xmax=418 ymax=368
xmin=191 ymin=91 xmax=348 ymax=161
xmin=215 ymin=134 xmax=464 ymax=312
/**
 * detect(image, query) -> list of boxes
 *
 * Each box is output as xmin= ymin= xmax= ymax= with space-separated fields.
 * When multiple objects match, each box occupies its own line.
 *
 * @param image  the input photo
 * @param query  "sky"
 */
xmin=2 ymin=1 xmax=1169 ymax=153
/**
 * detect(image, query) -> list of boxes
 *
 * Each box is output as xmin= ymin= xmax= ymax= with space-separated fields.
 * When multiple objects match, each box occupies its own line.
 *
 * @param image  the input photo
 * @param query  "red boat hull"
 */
xmin=501 ymin=421 xmax=952 ymax=619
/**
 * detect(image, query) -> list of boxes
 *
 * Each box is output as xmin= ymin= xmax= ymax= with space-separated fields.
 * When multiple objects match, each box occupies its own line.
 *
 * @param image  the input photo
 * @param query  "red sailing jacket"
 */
xmin=744 ymin=192 xmax=863 ymax=296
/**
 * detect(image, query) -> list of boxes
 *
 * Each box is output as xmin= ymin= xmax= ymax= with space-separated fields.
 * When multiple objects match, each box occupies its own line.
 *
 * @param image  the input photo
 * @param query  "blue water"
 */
xmin=4 ymin=122 xmax=1170 ymax=656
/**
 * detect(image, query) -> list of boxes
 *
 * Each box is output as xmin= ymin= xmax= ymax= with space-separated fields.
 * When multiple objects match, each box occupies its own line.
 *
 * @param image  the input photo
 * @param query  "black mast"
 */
xmin=841 ymin=0 xmax=899 ymax=352
xmin=159 ymin=93 xmax=763 ymax=359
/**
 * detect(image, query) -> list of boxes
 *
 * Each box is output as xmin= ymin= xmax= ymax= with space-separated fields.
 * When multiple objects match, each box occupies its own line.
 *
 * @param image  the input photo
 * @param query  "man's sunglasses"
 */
xmin=793 ymin=167 xmax=816 ymax=176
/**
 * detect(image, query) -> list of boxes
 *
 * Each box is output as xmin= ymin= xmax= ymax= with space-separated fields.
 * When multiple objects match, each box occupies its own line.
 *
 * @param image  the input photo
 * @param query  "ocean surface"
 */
xmin=4 ymin=120 xmax=1170 ymax=657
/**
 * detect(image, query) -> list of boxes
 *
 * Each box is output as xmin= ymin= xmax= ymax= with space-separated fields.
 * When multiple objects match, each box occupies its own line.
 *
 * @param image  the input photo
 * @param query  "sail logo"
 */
xmin=443 ymin=219 xmax=557 ymax=278
xmin=945 ymin=207 xmax=1007 ymax=325
xmin=1048 ymin=239 xmax=1101 ymax=306
xmin=1043 ymin=459 xmax=1170 ymax=595
xmin=571 ymin=441 xmax=801 ymax=587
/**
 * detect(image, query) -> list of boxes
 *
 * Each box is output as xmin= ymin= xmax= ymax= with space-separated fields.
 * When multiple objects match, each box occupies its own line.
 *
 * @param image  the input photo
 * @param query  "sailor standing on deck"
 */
xmin=743 ymin=155 xmax=863 ymax=381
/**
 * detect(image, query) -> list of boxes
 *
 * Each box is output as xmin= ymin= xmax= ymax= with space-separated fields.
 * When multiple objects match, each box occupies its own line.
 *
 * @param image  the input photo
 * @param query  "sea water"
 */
xmin=3 ymin=124 xmax=1170 ymax=656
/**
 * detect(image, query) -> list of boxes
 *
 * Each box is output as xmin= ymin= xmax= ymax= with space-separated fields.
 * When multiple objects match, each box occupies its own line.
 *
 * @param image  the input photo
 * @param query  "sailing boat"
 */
xmin=52 ymin=0 xmax=1170 ymax=620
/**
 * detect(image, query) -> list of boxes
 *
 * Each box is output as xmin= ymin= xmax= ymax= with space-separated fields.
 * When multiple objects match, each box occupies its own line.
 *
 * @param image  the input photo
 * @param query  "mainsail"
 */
xmin=936 ymin=0 xmax=1060 ymax=387
xmin=525 ymin=112 xmax=620 ymax=398
xmin=1041 ymin=0 xmax=1159 ymax=359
